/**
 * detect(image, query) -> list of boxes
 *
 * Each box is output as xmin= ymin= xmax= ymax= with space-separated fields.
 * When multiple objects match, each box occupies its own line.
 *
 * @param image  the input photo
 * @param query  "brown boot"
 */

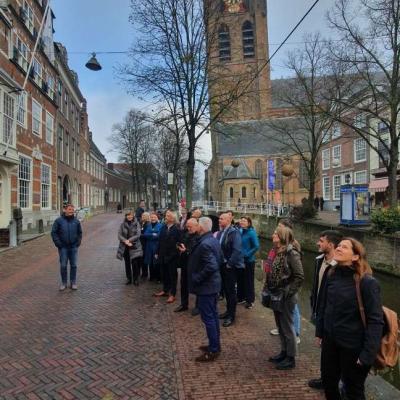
xmin=195 ymin=351 xmax=220 ymax=362
xmin=166 ymin=295 xmax=176 ymax=304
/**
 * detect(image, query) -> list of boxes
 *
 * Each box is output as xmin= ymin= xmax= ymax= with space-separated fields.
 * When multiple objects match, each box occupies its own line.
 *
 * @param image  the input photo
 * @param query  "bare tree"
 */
xmin=119 ymin=0 xmax=259 ymax=208
xmin=263 ymin=33 xmax=339 ymax=209
xmin=108 ymin=109 xmax=156 ymax=203
xmin=326 ymin=0 xmax=400 ymax=206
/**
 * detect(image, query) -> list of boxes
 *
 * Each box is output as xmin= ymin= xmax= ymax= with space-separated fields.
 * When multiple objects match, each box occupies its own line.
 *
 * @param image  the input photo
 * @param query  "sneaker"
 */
xmin=270 ymin=328 xmax=279 ymax=336
xmin=237 ymin=300 xmax=246 ymax=305
xmin=71 ymin=284 xmax=78 ymax=290
xmin=296 ymin=336 xmax=301 ymax=345
xmin=245 ymin=302 xmax=254 ymax=309
xmin=59 ymin=284 xmax=66 ymax=291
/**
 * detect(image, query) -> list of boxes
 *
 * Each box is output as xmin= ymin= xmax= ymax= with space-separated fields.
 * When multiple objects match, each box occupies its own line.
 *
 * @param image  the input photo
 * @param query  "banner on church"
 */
xmin=268 ymin=160 xmax=275 ymax=191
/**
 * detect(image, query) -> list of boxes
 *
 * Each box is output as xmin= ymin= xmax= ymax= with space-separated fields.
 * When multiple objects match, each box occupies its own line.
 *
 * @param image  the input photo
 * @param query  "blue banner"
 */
xmin=268 ymin=160 xmax=275 ymax=191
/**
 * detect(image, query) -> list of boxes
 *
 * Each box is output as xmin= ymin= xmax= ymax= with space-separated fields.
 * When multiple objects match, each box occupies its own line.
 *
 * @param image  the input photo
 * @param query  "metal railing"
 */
xmin=191 ymin=201 xmax=292 ymax=217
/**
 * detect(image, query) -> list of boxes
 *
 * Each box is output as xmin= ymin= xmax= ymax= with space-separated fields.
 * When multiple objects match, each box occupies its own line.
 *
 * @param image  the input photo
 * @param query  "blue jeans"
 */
xmin=58 ymin=247 xmax=78 ymax=285
xmin=293 ymin=303 xmax=301 ymax=337
xmin=197 ymin=294 xmax=221 ymax=353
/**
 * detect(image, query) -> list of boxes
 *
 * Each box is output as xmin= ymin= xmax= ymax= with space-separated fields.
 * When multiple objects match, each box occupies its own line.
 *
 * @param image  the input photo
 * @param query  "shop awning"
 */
xmin=369 ymin=178 xmax=388 ymax=193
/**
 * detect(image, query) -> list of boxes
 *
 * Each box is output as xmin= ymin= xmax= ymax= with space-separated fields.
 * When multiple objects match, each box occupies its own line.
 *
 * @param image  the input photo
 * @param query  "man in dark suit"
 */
xmin=217 ymin=212 xmax=244 ymax=327
xmin=189 ymin=217 xmax=223 ymax=362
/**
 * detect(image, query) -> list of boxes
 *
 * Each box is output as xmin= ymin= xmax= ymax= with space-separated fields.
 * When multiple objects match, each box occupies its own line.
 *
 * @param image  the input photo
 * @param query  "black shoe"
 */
xmin=126 ymin=280 xmax=132 ymax=285
xmin=174 ymin=305 xmax=188 ymax=313
xmin=276 ymin=356 xmax=295 ymax=370
xmin=191 ymin=307 xmax=200 ymax=316
xmin=268 ymin=352 xmax=287 ymax=363
xmin=219 ymin=311 xmax=229 ymax=319
xmin=133 ymin=279 xmax=139 ymax=286
xmin=222 ymin=317 xmax=234 ymax=327
xmin=308 ymin=378 xmax=324 ymax=390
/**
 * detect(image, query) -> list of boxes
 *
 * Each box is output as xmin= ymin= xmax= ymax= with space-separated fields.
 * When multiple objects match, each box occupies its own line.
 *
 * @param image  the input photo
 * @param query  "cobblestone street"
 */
xmin=0 ymin=214 xmax=323 ymax=400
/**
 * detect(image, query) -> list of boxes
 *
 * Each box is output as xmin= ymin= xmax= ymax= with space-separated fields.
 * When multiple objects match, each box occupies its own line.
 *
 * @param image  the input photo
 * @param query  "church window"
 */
xmin=255 ymin=159 xmax=263 ymax=189
xmin=218 ymin=25 xmax=231 ymax=62
xmin=242 ymin=21 xmax=255 ymax=58
xmin=242 ymin=186 xmax=247 ymax=198
xmin=229 ymin=187 xmax=234 ymax=198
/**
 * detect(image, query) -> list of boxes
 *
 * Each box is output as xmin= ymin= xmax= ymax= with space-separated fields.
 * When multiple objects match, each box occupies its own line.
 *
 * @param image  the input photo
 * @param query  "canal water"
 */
xmin=258 ymin=238 xmax=400 ymax=391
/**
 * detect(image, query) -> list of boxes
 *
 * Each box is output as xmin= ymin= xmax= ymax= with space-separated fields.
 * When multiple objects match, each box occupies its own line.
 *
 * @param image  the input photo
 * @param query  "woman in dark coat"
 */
xmin=139 ymin=212 xmax=150 ymax=279
xmin=141 ymin=212 xmax=162 ymax=281
xmin=154 ymin=210 xmax=181 ymax=303
xmin=316 ymin=238 xmax=383 ymax=400
xmin=117 ymin=211 xmax=143 ymax=286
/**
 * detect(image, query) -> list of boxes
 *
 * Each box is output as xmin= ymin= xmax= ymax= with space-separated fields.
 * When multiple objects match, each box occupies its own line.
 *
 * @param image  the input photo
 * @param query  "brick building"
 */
xmin=88 ymin=133 xmax=106 ymax=214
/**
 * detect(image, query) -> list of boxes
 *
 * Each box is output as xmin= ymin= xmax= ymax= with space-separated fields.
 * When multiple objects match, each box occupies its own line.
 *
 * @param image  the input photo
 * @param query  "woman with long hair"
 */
xmin=316 ymin=238 xmax=383 ymax=400
xmin=267 ymin=225 xmax=304 ymax=370
xmin=117 ymin=211 xmax=143 ymax=286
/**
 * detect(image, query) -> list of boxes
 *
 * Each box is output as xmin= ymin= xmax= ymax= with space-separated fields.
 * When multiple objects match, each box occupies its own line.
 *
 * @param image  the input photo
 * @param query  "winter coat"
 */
xmin=240 ymin=227 xmax=260 ymax=263
xmin=141 ymin=222 xmax=162 ymax=265
xmin=51 ymin=215 xmax=82 ymax=249
xmin=216 ymin=226 xmax=244 ymax=269
xmin=157 ymin=223 xmax=181 ymax=264
xmin=316 ymin=267 xmax=384 ymax=366
xmin=117 ymin=220 xmax=143 ymax=260
xmin=188 ymin=232 xmax=223 ymax=295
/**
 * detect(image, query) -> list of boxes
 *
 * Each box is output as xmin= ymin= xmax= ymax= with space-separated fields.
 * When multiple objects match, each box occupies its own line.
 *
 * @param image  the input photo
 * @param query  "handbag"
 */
xmin=261 ymin=287 xmax=285 ymax=312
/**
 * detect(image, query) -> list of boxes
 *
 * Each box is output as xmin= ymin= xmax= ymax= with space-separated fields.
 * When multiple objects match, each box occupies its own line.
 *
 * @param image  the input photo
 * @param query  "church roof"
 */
xmin=214 ymin=117 xmax=305 ymax=157
xmin=223 ymin=159 xmax=257 ymax=180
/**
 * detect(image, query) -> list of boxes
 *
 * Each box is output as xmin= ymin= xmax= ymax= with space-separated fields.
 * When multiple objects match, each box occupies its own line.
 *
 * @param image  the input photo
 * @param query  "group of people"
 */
xmin=51 ymin=201 xmax=384 ymax=400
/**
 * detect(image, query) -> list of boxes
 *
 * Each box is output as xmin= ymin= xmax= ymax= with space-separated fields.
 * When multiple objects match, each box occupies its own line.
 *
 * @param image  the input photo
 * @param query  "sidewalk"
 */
xmin=0 ymin=213 xmax=397 ymax=399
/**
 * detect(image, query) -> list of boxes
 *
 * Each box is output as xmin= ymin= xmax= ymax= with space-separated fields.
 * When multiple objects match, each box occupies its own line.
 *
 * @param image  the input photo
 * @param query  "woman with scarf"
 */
xmin=266 ymin=225 xmax=304 ymax=370
xmin=117 ymin=211 xmax=143 ymax=286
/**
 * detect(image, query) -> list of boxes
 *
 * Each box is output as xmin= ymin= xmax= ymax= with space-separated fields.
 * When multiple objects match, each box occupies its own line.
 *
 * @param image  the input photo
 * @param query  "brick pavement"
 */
xmin=0 ymin=214 xmax=324 ymax=400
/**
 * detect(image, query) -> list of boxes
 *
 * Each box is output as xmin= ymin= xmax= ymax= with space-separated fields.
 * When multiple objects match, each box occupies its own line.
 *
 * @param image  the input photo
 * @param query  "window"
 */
xmin=65 ymin=132 xmax=70 ymax=165
xmin=18 ymin=155 xmax=31 ymax=208
xmin=333 ymin=175 xmax=341 ymax=200
xmin=72 ymin=138 xmax=76 ymax=169
xmin=15 ymin=36 xmax=29 ymax=71
xmin=354 ymin=138 xmax=367 ymax=162
xmin=255 ymin=159 xmax=263 ymax=189
xmin=241 ymin=186 xmax=247 ymax=198
xmin=354 ymin=114 xmax=366 ymax=129
xmin=322 ymin=149 xmax=330 ymax=170
xmin=41 ymin=164 xmax=51 ymax=209
xmin=354 ymin=170 xmax=367 ymax=184
xmin=378 ymin=138 xmax=390 ymax=162
xmin=229 ymin=187 xmax=233 ymax=199
xmin=58 ymin=125 xmax=64 ymax=162
xmin=218 ymin=25 xmax=231 ymax=62
xmin=22 ymin=1 xmax=34 ymax=34
xmin=322 ymin=130 xmax=330 ymax=144
xmin=322 ymin=176 xmax=330 ymax=200
xmin=331 ymin=124 xmax=341 ymax=140
xmin=3 ymin=92 xmax=15 ymax=146
xmin=17 ymin=91 xmax=27 ymax=127
xmin=47 ymin=75 xmax=55 ymax=100
xmin=45 ymin=112 xmax=54 ymax=144
xmin=32 ymin=99 xmax=42 ymax=136
xmin=64 ymin=91 xmax=69 ymax=116
xmin=332 ymin=145 xmax=341 ymax=168
xmin=378 ymin=121 xmax=389 ymax=134
xmin=242 ymin=21 xmax=255 ymax=58
xmin=77 ymin=144 xmax=80 ymax=171
xmin=32 ymin=58 xmax=42 ymax=86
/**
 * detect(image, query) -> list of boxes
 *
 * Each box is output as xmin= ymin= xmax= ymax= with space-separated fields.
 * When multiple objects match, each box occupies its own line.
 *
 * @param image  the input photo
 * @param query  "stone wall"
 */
xmin=231 ymin=212 xmax=400 ymax=276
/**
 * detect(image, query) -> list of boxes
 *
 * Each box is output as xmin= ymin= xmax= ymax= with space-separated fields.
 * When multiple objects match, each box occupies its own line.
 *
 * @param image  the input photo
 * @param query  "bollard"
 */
xmin=9 ymin=220 xmax=17 ymax=247
xmin=38 ymin=219 xmax=44 ymax=234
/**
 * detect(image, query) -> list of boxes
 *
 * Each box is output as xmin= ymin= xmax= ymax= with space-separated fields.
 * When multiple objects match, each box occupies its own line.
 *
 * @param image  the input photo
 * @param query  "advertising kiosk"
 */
xmin=340 ymin=184 xmax=370 ymax=226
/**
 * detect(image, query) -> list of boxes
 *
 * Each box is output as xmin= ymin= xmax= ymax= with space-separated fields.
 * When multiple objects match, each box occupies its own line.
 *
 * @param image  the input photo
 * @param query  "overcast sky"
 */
xmin=51 ymin=0 xmax=334 ymax=165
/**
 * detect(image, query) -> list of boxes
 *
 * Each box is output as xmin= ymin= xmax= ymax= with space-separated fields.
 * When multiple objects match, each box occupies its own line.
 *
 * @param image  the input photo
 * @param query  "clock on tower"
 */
xmin=223 ymin=0 xmax=246 ymax=13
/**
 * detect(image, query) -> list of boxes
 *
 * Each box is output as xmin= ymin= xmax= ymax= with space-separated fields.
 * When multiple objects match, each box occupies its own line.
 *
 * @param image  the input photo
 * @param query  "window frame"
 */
xmin=354 ymin=170 xmax=368 ymax=184
xmin=18 ymin=154 xmax=32 ymax=209
xmin=322 ymin=176 xmax=330 ymax=201
xmin=2 ymin=91 xmax=16 ymax=146
xmin=332 ymin=145 xmax=341 ymax=168
xmin=218 ymin=24 xmax=231 ymax=62
xmin=40 ymin=163 xmax=51 ymax=210
xmin=354 ymin=138 xmax=367 ymax=163
xmin=45 ymin=111 xmax=54 ymax=145
xmin=333 ymin=175 xmax=341 ymax=200
xmin=322 ymin=148 xmax=330 ymax=170
xmin=31 ymin=98 xmax=42 ymax=137
xmin=242 ymin=20 xmax=255 ymax=59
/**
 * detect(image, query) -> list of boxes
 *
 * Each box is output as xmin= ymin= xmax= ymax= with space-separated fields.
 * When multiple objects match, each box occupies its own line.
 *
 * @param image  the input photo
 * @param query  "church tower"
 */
xmin=206 ymin=0 xmax=272 ymax=202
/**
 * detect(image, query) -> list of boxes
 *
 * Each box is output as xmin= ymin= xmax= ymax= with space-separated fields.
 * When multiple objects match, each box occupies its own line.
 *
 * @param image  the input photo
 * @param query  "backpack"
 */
xmin=355 ymin=276 xmax=399 ymax=370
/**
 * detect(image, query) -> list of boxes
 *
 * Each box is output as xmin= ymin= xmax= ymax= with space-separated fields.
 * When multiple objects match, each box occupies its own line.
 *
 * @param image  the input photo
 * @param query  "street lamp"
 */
xmin=85 ymin=53 xmax=102 ymax=71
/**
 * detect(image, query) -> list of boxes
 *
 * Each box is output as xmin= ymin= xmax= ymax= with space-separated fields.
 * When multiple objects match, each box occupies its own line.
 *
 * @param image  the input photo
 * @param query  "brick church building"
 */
xmin=205 ymin=0 xmax=309 ymax=205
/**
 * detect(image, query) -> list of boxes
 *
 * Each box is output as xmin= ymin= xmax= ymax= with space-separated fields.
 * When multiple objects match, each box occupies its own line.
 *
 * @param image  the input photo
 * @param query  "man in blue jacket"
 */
xmin=51 ymin=204 xmax=82 ymax=291
xmin=189 ymin=217 xmax=223 ymax=362
xmin=217 ymin=212 xmax=244 ymax=327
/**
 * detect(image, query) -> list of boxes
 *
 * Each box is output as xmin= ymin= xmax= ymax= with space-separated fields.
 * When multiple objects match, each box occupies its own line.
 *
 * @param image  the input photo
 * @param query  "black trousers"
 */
xmin=139 ymin=256 xmax=148 ymax=278
xmin=236 ymin=268 xmax=245 ymax=302
xmin=162 ymin=259 xmax=178 ymax=296
xmin=123 ymin=250 xmax=140 ymax=282
xmin=179 ymin=265 xmax=189 ymax=307
xmin=244 ymin=261 xmax=255 ymax=303
xmin=321 ymin=335 xmax=370 ymax=400
xmin=222 ymin=265 xmax=238 ymax=319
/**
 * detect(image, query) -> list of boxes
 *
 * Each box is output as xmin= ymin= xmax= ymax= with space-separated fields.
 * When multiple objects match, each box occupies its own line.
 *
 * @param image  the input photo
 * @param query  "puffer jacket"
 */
xmin=51 ymin=214 xmax=82 ymax=248
xmin=240 ymin=227 xmax=260 ymax=263
xmin=117 ymin=220 xmax=143 ymax=260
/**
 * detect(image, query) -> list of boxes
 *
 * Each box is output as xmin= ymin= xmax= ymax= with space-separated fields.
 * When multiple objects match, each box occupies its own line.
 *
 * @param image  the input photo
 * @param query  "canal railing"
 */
xmin=191 ymin=201 xmax=293 ymax=217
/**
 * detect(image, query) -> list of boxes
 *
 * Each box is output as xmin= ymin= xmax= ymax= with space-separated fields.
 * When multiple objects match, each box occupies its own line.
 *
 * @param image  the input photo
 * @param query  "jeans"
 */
xmin=59 ymin=247 xmax=78 ymax=285
xmin=293 ymin=303 xmax=301 ymax=336
xmin=198 ymin=294 xmax=221 ymax=353
xmin=322 ymin=335 xmax=370 ymax=400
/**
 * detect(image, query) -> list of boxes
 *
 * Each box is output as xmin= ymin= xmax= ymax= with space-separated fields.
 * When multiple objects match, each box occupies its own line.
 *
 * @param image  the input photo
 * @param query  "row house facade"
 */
xmin=88 ymin=133 xmax=106 ymax=214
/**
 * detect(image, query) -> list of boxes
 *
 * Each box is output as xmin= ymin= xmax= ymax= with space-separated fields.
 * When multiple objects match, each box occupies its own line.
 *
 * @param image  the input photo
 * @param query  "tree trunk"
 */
xmin=387 ymin=143 xmax=399 ymax=207
xmin=185 ymin=142 xmax=196 ymax=210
